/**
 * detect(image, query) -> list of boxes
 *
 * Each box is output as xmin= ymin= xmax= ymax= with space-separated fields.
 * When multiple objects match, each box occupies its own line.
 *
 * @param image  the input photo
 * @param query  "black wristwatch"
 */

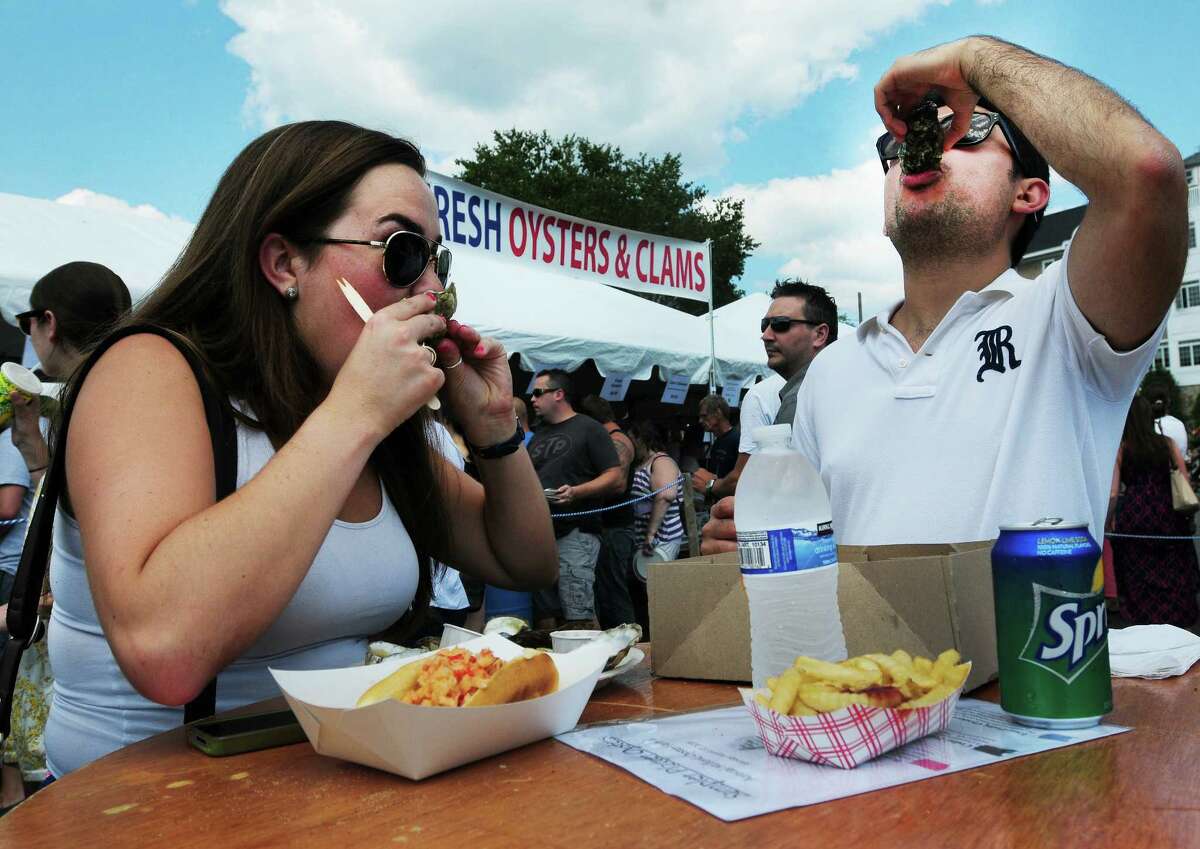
xmin=467 ymin=418 xmax=525 ymax=460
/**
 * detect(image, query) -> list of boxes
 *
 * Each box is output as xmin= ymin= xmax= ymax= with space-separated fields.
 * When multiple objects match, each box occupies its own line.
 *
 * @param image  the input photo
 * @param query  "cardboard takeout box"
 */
xmin=648 ymin=543 xmax=997 ymax=692
xmin=271 ymin=634 xmax=607 ymax=780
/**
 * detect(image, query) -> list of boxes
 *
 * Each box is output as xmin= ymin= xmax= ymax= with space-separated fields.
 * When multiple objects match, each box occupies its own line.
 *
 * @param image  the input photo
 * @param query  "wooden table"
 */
xmin=2 ymin=649 xmax=1196 ymax=848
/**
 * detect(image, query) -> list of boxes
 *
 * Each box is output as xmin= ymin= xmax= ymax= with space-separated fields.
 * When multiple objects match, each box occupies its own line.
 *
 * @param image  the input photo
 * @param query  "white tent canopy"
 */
xmin=0 ymin=192 xmax=768 ymax=387
xmin=708 ymin=292 xmax=772 ymax=382
xmin=0 ymin=192 xmax=191 ymax=323
xmin=453 ymin=250 xmax=764 ymax=385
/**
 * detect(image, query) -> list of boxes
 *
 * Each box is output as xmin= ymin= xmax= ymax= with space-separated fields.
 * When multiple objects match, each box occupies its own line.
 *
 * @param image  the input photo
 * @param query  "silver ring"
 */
xmin=445 ymin=357 xmax=464 ymax=369
xmin=420 ymin=344 xmax=437 ymax=366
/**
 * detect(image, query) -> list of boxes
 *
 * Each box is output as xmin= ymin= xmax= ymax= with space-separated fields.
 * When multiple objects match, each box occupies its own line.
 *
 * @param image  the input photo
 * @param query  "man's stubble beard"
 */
xmin=887 ymin=182 xmax=1010 ymax=268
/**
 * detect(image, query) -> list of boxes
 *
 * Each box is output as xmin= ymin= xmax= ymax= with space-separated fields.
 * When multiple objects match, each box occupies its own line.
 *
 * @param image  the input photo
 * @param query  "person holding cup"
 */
xmin=41 ymin=121 xmax=558 ymax=776
xmin=0 ymin=261 xmax=131 ymax=806
xmin=8 ymin=262 xmax=133 ymax=480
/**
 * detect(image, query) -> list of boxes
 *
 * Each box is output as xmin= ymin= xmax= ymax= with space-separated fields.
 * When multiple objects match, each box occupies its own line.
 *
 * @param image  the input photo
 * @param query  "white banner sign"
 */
xmin=428 ymin=172 xmax=711 ymax=304
xmin=660 ymin=373 xmax=691 ymax=405
xmin=600 ymin=373 xmax=633 ymax=402
xmin=720 ymin=380 xmax=744 ymax=408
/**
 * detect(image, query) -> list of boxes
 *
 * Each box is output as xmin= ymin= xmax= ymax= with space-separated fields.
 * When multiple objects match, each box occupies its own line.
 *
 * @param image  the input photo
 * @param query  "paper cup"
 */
xmin=550 ymin=630 xmax=602 ymax=653
xmin=0 ymin=362 xmax=42 ymax=428
xmin=440 ymin=623 xmax=484 ymax=648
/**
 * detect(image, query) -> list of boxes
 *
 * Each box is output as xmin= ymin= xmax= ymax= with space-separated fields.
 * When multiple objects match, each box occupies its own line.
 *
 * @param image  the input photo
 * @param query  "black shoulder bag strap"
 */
xmin=0 ymin=324 xmax=237 ymax=742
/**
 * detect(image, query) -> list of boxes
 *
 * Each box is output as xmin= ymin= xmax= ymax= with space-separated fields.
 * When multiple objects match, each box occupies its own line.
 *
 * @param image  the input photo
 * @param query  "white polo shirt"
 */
xmin=792 ymin=251 xmax=1163 ymax=545
xmin=1155 ymin=415 xmax=1188 ymax=456
xmin=738 ymin=373 xmax=786 ymax=454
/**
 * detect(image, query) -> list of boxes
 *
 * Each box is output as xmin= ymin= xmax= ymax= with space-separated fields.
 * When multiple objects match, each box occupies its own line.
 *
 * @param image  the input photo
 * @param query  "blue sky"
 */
xmin=2 ymin=1 xmax=1195 ymax=316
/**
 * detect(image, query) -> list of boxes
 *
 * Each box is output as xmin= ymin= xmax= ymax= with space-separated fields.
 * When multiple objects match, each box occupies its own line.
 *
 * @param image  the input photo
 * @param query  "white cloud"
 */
xmin=54 ymin=188 xmax=189 ymax=225
xmin=220 ymin=0 xmax=950 ymax=177
xmin=721 ymin=159 xmax=903 ymax=318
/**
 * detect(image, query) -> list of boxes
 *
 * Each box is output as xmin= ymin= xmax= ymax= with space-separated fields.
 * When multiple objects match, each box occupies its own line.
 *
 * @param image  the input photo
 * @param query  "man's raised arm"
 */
xmin=876 ymin=35 xmax=1187 ymax=351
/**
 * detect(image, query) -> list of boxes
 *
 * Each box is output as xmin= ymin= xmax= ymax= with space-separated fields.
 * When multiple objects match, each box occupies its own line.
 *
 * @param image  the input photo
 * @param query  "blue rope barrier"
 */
xmin=549 ymin=475 xmax=686 ymax=519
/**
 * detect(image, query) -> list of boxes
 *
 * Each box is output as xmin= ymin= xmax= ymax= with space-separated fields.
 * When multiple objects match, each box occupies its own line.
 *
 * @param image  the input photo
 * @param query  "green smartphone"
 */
xmin=187 ymin=708 xmax=308 ymax=757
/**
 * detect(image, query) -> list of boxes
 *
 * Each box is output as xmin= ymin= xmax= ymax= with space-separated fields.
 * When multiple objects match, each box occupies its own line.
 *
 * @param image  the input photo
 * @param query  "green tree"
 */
xmin=455 ymin=130 xmax=757 ymax=314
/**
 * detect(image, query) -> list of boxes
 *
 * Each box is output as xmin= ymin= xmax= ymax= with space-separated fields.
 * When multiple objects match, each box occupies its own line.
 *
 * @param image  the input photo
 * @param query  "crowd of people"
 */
xmin=0 ymin=34 xmax=1193 ymax=814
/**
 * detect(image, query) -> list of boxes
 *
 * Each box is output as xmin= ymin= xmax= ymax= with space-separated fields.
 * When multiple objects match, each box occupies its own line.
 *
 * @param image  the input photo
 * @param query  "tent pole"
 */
xmin=706 ymin=239 xmax=715 ymax=395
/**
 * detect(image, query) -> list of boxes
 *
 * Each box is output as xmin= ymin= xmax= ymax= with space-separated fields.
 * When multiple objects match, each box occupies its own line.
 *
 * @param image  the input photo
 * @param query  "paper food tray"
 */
xmin=740 ymin=665 xmax=969 ymax=769
xmin=271 ymin=633 xmax=607 ymax=780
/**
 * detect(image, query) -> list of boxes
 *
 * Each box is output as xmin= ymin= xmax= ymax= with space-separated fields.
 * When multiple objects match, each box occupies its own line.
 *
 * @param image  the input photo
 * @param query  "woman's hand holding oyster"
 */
xmin=337 ymin=278 xmax=515 ymax=445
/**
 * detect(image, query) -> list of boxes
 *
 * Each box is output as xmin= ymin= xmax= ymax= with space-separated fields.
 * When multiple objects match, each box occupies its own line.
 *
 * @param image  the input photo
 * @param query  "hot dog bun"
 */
xmin=357 ymin=659 xmax=425 ymax=707
xmin=356 ymin=647 xmax=557 ymax=708
xmin=464 ymin=651 xmax=558 ymax=707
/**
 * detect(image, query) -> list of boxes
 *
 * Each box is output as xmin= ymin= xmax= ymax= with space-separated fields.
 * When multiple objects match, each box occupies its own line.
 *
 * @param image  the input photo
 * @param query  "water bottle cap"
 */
xmin=752 ymin=424 xmax=792 ymax=447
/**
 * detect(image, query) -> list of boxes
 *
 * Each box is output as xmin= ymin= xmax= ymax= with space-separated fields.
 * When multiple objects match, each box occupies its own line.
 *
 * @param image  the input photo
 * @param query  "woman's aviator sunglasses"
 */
xmin=875 ymin=110 xmax=1024 ymax=174
xmin=14 ymin=308 xmax=46 ymax=336
xmin=304 ymin=230 xmax=452 ymax=288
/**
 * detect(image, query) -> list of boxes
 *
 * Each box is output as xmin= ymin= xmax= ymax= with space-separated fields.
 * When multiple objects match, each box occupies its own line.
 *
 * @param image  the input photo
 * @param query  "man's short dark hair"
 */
xmin=698 ymin=394 xmax=731 ymax=419
xmin=536 ymin=368 xmax=573 ymax=405
xmin=974 ymin=97 xmax=1050 ymax=268
xmin=769 ymin=279 xmax=839 ymax=343
xmin=579 ymin=394 xmax=615 ymax=423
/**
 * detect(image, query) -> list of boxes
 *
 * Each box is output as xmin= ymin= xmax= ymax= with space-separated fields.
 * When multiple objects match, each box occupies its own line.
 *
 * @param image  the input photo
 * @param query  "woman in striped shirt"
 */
xmin=630 ymin=421 xmax=685 ymax=568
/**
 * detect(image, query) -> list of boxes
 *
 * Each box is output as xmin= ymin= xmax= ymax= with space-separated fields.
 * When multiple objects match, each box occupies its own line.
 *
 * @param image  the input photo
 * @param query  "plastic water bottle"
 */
xmin=737 ymin=424 xmax=846 ymax=688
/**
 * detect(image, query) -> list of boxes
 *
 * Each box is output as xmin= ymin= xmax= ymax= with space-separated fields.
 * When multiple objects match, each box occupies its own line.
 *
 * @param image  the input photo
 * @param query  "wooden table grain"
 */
xmin=2 ymin=649 xmax=1196 ymax=848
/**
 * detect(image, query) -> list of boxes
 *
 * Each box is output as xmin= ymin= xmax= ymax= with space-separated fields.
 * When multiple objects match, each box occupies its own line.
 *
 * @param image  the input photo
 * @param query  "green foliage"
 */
xmin=456 ymin=130 xmax=757 ymax=314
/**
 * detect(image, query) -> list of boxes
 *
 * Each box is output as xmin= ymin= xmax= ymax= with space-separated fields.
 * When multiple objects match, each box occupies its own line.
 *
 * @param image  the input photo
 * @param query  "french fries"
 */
xmin=757 ymin=648 xmax=970 ymax=716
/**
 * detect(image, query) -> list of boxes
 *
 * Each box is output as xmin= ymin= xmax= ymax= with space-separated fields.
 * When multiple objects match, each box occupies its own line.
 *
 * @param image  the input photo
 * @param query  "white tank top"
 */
xmin=45 ymin=417 xmax=419 ymax=776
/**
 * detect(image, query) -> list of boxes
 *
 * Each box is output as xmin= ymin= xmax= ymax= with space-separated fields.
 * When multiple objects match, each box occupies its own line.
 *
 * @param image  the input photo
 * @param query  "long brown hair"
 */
xmin=72 ymin=120 xmax=448 ymax=620
xmin=1121 ymin=395 xmax=1172 ymax=474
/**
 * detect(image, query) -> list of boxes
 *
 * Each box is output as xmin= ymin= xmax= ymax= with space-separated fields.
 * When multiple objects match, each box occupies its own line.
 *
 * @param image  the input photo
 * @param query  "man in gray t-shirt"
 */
xmin=0 ymin=434 xmax=33 ymax=604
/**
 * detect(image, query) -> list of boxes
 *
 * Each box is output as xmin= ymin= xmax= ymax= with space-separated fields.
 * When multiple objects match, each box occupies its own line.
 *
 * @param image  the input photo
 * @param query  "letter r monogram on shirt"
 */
xmin=974 ymin=325 xmax=1022 ymax=383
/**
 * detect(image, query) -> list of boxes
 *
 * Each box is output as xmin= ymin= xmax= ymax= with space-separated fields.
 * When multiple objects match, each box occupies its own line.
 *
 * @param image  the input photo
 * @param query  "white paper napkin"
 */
xmin=1108 ymin=625 xmax=1200 ymax=678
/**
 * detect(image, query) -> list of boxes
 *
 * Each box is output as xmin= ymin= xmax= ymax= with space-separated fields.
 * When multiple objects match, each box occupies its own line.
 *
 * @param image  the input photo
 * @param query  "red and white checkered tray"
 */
xmin=741 ymin=684 xmax=965 ymax=769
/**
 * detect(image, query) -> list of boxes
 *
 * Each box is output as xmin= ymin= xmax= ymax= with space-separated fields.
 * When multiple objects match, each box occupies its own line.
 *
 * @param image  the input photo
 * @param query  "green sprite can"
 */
xmin=991 ymin=519 xmax=1111 ymax=728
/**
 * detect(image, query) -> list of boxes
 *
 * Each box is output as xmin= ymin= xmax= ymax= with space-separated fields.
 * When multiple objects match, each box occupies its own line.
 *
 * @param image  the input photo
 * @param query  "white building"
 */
xmin=1018 ymin=149 xmax=1200 ymax=402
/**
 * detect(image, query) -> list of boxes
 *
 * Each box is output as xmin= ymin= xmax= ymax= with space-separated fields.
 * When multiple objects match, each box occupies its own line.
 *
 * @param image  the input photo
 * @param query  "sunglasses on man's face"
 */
xmin=305 ymin=230 xmax=452 ymax=288
xmin=875 ymin=111 xmax=1023 ymax=174
xmin=761 ymin=316 xmax=822 ymax=334
xmin=530 ymin=387 xmax=560 ymax=398
xmin=15 ymin=308 xmax=46 ymax=336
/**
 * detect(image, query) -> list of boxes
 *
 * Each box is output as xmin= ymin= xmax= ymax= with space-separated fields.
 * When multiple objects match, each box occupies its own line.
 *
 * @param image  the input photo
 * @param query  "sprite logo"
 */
xmin=1018 ymin=583 xmax=1108 ymax=684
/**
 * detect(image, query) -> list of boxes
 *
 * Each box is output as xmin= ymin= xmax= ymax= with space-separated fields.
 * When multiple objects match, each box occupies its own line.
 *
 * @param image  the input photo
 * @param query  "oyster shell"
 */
xmin=366 ymin=641 xmax=431 ymax=665
xmin=601 ymin=623 xmax=643 ymax=670
xmin=425 ymin=282 xmax=458 ymax=343
xmin=434 ymin=281 xmax=458 ymax=321
xmin=482 ymin=616 xmax=529 ymax=638
xmin=899 ymin=98 xmax=944 ymax=175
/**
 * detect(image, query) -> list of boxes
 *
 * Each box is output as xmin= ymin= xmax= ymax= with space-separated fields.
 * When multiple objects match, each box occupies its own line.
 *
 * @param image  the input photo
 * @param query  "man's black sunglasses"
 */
xmin=530 ymin=387 xmax=561 ymax=398
xmin=302 ymin=230 xmax=452 ymax=288
xmin=875 ymin=110 xmax=1027 ymax=176
xmin=14 ymin=308 xmax=46 ymax=336
xmin=761 ymin=316 xmax=822 ymax=334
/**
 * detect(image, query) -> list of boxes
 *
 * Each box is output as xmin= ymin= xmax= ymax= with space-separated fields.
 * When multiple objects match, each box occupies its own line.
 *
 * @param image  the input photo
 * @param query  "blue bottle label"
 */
xmin=737 ymin=523 xmax=837 ymax=574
